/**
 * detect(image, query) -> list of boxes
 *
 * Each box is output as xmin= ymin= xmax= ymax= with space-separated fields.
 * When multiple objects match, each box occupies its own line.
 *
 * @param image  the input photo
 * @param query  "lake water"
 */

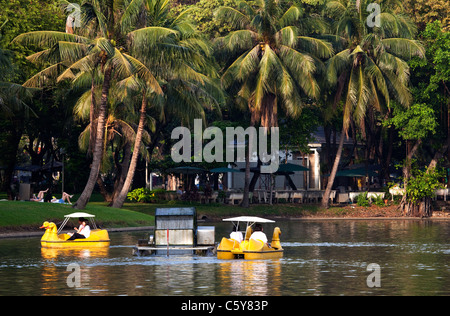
xmin=0 ymin=219 xmax=450 ymax=296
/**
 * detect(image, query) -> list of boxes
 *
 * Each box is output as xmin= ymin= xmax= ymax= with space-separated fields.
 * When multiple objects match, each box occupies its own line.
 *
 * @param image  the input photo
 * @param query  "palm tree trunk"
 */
xmin=88 ymin=72 xmax=97 ymax=156
xmin=112 ymin=92 xmax=147 ymax=209
xmin=73 ymin=66 xmax=112 ymax=209
xmin=241 ymin=120 xmax=255 ymax=208
xmin=321 ymin=127 xmax=346 ymax=208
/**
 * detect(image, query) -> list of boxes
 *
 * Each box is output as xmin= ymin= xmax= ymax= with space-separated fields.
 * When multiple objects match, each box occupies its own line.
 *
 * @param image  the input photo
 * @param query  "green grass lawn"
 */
xmin=0 ymin=201 xmax=154 ymax=231
xmin=0 ymin=199 xmax=318 ymax=231
xmin=0 ymin=194 xmax=403 ymax=232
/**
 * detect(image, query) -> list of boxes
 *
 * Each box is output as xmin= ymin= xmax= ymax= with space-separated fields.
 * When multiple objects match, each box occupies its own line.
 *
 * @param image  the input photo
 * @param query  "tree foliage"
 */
xmin=402 ymin=0 xmax=450 ymax=32
xmin=386 ymin=103 xmax=437 ymax=141
xmin=406 ymin=165 xmax=444 ymax=204
xmin=0 ymin=0 xmax=449 ymax=212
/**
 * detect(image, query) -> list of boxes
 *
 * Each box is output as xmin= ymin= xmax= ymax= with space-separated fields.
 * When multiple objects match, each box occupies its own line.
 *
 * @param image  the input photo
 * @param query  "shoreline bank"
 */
xmin=0 ymin=226 xmax=155 ymax=239
xmin=2 ymin=216 xmax=450 ymax=239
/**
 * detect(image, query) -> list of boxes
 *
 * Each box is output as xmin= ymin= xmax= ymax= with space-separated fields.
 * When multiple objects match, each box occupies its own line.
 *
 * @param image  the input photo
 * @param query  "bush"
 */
xmin=356 ymin=192 xmax=370 ymax=207
xmin=406 ymin=168 xmax=443 ymax=204
xmin=372 ymin=194 xmax=386 ymax=207
xmin=127 ymin=188 xmax=167 ymax=203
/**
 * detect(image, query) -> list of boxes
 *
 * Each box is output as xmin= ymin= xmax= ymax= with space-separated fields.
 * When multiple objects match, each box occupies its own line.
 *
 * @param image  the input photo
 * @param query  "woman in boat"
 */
xmin=67 ymin=217 xmax=91 ymax=240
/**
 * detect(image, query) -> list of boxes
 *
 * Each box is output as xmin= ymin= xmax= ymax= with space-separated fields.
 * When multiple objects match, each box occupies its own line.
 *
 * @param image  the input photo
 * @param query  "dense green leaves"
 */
xmin=0 ymin=0 xmax=449 ymax=208
xmin=406 ymin=167 xmax=444 ymax=203
xmin=385 ymin=103 xmax=437 ymax=141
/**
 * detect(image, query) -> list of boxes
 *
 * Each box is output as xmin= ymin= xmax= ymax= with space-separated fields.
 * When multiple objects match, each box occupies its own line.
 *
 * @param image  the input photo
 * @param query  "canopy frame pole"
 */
xmin=89 ymin=218 xmax=98 ymax=230
xmin=57 ymin=217 xmax=70 ymax=234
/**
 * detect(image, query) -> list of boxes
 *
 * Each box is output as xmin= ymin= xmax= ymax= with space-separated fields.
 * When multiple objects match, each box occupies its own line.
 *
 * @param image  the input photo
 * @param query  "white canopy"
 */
xmin=58 ymin=212 xmax=97 ymax=234
xmin=64 ymin=212 xmax=96 ymax=218
xmin=222 ymin=216 xmax=275 ymax=223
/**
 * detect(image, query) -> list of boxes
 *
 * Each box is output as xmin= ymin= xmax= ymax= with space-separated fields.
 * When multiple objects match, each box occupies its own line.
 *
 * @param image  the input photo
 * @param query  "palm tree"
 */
xmin=75 ymin=82 xmax=152 ymax=203
xmin=320 ymin=0 xmax=425 ymax=208
xmin=111 ymin=0 xmax=222 ymax=209
xmin=13 ymin=0 xmax=161 ymax=209
xmin=215 ymin=0 xmax=333 ymax=206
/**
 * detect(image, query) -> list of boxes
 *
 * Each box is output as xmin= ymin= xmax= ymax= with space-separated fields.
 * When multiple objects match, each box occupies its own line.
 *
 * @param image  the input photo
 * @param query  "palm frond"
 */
xmin=279 ymin=5 xmax=303 ymax=28
xmin=109 ymin=48 xmax=135 ymax=80
xmin=384 ymin=69 xmax=412 ymax=107
xmin=57 ymin=53 xmax=99 ymax=82
xmin=73 ymin=89 xmax=95 ymax=121
xmin=120 ymin=0 xmax=146 ymax=34
xmin=254 ymin=44 xmax=280 ymax=110
xmin=343 ymin=69 xmax=356 ymax=132
xmin=122 ymin=53 xmax=163 ymax=95
xmin=129 ymin=26 xmax=178 ymax=47
xmin=12 ymin=31 xmax=88 ymax=49
xmin=221 ymin=45 xmax=260 ymax=88
xmin=221 ymin=30 xmax=256 ymax=53
xmin=279 ymin=45 xmax=320 ymax=98
xmin=214 ymin=6 xmax=251 ymax=30
xmin=276 ymin=26 xmax=298 ymax=48
xmin=381 ymin=38 xmax=425 ymax=59
xmin=325 ymin=0 xmax=347 ymax=19
xmin=23 ymin=63 xmax=66 ymax=88
xmin=354 ymin=65 xmax=371 ymax=123
xmin=297 ymin=36 xmax=334 ymax=58
xmin=378 ymin=51 xmax=410 ymax=86
xmin=0 ymin=82 xmax=37 ymax=117
xmin=326 ymin=49 xmax=351 ymax=85
xmin=365 ymin=56 xmax=390 ymax=107
xmin=57 ymin=41 xmax=88 ymax=64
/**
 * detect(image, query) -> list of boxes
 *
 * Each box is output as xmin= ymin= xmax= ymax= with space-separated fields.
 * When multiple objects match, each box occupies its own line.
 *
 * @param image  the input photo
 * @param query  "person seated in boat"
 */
xmin=51 ymin=192 xmax=73 ymax=204
xmin=230 ymin=224 xmax=244 ymax=243
xmin=67 ymin=217 xmax=91 ymax=240
xmin=250 ymin=223 xmax=268 ymax=244
xmin=31 ymin=189 xmax=49 ymax=202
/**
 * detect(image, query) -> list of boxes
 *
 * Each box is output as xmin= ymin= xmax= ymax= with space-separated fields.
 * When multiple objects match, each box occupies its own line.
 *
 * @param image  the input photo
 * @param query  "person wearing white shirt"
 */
xmin=68 ymin=218 xmax=91 ymax=240
xmin=250 ymin=224 xmax=268 ymax=244
xmin=230 ymin=231 xmax=244 ymax=243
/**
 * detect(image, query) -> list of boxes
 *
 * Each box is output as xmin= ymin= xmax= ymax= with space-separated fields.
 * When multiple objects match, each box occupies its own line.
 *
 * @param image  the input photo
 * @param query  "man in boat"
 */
xmin=67 ymin=217 xmax=91 ymax=240
xmin=249 ymin=223 xmax=268 ymax=244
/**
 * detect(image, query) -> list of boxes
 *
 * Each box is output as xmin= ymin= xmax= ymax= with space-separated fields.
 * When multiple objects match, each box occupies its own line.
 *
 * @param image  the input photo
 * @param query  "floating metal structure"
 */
xmin=133 ymin=207 xmax=215 ymax=256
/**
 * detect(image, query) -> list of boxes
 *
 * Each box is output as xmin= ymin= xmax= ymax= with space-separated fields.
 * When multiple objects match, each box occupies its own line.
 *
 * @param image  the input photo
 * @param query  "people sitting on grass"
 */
xmin=30 ymin=189 xmax=49 ymax=202
xmin=51 ymin=192 xmax=73 ymax=204
xmin=31 ymin=189 xmax=73 ymax=204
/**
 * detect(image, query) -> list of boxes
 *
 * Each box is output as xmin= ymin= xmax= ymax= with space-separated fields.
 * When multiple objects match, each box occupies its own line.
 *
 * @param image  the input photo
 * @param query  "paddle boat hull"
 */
xmin=217 ymin=237 xmax=283 ymax=260
xmin=217 ymin=221 xmax=283 ymax=260
xmin=41 ymin=229 xmax=110 ymax=249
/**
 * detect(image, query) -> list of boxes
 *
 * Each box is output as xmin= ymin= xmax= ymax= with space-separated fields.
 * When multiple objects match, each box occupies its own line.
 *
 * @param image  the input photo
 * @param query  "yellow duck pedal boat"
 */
xmin=40 ymin=212 xmax=110 ymax=249
xmin=217 ymin=216 xmax=283 ymax=260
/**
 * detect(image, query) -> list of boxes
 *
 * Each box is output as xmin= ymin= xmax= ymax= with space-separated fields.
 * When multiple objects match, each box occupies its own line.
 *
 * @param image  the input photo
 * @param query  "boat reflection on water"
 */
xmin=218 ymin=259 xmax=282 ymax=295
xmin=41 ymin=247 xmax=110 ymax=260
xmin=40 ymin=247 xmax=110 ymax=295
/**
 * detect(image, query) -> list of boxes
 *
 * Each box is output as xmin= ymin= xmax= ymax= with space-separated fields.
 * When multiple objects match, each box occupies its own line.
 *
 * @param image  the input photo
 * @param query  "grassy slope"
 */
xmin=0 ymin=197 xmax=405 ymax=232
xmin=0 ymin=201 xmax=154 ymax=231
